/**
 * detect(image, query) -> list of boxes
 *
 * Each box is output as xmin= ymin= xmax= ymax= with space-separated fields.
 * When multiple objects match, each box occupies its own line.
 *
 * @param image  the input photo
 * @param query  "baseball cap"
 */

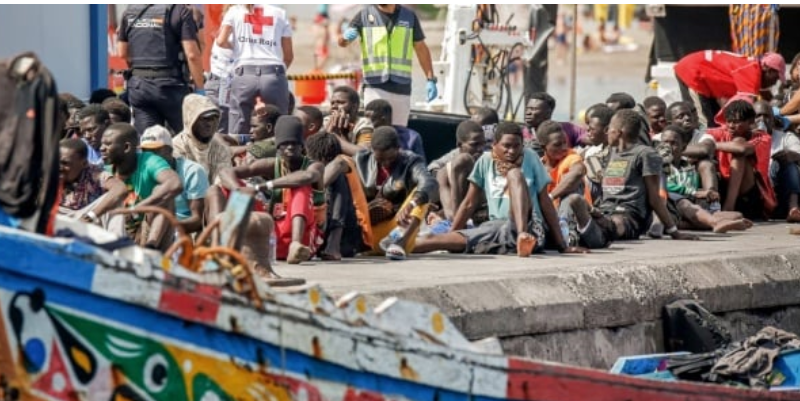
xmin=761 ymin=52 xmax=786 ymax=83
xmin=140 ymin=125 xmax=173 ymax=150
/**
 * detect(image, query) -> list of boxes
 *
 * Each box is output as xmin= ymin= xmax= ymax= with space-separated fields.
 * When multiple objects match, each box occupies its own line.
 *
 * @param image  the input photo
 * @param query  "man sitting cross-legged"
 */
xmin=558 ymin=110 xmax=698 ymax=249
xmin=662 ymin=101 xmax=718 ymax=200
xmin=413 ymin=122 xmax=587 ymax=256
xmin=660 ymin=127 xmax=751 ymax=233
xmin=216 ymin=116 xmax=326 ymax=266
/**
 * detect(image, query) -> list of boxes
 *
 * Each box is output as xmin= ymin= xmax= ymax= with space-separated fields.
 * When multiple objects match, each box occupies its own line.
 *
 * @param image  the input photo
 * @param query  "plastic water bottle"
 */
xmin=708 ymin=201 xmax=722 ymax=214
xmin=269 ymin=230 xmax=278 ymax=265
xmin=559 ymin=217 xmax=571 ymax=247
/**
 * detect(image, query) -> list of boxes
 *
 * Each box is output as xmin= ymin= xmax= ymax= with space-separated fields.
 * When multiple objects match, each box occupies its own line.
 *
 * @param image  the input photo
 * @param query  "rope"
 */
xmin=287 ymin=72 xmax=358 ymax=81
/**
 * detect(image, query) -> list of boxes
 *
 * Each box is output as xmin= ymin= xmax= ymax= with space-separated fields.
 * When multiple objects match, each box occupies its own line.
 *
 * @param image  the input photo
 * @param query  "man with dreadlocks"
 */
xmin=218 ymin=115 xmax=326 ymax=265
xmin=306 ymin=133 xmax=371 ymax=260
xmin=414 ymin=122 xmax=587 ymax=256
xmin=709 ymin=99 xmax=776 ymax=219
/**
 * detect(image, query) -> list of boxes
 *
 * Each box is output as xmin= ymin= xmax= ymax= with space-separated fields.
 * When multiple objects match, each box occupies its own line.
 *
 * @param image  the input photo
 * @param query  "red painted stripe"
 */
xmin=506 ymin=358 xmax=800 ymax=401
xmin=158 ymin=274 xmax=221 ymax=324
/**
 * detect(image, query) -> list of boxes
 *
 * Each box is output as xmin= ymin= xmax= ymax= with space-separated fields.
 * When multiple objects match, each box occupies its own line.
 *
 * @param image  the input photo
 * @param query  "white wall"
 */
xmin=0 ymin=5 xmax=91 ymax=99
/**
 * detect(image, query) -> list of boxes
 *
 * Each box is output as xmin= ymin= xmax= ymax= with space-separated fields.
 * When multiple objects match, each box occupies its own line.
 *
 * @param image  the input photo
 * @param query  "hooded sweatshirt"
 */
xmin=172 ymin=94 xmax=232 ymax=184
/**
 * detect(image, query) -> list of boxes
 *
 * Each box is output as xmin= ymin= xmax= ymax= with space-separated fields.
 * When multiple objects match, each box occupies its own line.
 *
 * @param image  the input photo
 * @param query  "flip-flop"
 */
xmin=385 ymin=244 xmax=407 ymax=261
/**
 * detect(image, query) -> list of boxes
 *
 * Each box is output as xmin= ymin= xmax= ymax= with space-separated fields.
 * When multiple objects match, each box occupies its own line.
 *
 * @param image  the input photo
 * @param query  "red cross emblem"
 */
xmin=245 ymin=8 xmax=274 ymax=35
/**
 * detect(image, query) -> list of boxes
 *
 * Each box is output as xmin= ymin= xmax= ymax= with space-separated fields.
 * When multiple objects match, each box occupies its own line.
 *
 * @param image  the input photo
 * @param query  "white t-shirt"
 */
xmin=209 ymin=41 xmax=234 ymax=77
xmin=222 ymin=4 xmax=292 ymax=68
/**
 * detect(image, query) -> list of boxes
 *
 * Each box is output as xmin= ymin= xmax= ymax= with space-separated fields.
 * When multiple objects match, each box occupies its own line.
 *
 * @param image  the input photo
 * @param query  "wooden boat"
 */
xmin=1 ymin=216 xmax=799 ymax=400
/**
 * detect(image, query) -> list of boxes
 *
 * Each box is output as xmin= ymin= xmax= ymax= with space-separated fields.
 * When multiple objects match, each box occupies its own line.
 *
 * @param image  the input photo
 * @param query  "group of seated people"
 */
xmin=56 ymin=83 xmax=800 ymax=282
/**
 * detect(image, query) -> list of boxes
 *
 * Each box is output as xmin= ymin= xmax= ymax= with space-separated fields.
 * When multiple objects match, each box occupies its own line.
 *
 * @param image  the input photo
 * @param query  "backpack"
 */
xmin=0 ymin=52 xmax=61 ymax=234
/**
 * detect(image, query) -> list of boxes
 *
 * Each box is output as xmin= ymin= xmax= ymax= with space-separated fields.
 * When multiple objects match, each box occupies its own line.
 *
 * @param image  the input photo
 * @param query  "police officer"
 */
xmin=339 ymin=4 xmax=437 ymax=128
xmin=118 ymin=4 xmax=205 ymax=134
xmin=216 ymin=4 xmax=294 ymax=137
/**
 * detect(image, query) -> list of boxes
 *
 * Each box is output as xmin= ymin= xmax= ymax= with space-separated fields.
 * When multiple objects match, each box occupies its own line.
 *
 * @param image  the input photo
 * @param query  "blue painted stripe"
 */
xmin=89 ymin=4 xmax=108 ymax=91
xmin=0 ymin=231 xmax=96 ymax=293
xmin=0 ymin=268 xmax=505 ymax=401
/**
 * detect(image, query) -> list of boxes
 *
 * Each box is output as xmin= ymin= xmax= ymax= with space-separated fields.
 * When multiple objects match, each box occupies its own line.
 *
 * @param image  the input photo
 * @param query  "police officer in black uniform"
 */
xmin=118 ymin=4 xmax=205 ymax=134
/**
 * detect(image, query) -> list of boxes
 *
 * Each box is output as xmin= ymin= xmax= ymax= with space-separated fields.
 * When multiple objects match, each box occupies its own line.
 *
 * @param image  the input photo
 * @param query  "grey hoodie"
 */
xmin=172 ymin=94 xmax=231 ymax=184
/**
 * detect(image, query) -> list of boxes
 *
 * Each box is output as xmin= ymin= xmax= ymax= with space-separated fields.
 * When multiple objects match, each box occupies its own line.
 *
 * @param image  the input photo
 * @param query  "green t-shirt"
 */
xmin=107 ymin=152 xmax=171 ymax=208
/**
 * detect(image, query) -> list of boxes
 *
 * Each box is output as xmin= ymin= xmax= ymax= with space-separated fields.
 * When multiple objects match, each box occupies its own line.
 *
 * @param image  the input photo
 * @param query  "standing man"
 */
xmin=674 ymin=50 xmax=785 ymax=128
xmin=339 ymin=4 xmax=437 ymax=127
xmin=118 ymin=4 xmax=205 ymax=134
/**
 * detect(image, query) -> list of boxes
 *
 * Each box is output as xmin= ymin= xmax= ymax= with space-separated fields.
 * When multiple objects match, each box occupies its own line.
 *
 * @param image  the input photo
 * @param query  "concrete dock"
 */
xmin=285 ymin=224 xmax=800 ymax=368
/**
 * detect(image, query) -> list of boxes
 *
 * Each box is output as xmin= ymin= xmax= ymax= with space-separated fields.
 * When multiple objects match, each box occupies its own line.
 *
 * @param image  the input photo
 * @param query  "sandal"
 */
xmin=385 ymin=244 xmax=407 ymax=261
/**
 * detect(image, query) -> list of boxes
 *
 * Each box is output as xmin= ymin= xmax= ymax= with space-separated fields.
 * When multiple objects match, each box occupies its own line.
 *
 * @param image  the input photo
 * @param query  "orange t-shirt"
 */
xmin=544 ymin=150 xmax=592 ymax=205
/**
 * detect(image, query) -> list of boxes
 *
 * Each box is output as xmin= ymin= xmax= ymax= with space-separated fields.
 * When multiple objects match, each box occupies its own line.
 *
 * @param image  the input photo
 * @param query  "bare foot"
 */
xmin=743 ymin=219 xmax=754 ymax=229
xmin=714 ymin=211 xmax=744 ymax=221
xmin=319 ymin=251 xmax=342 ymax=261
xmin=787 ymin=208 xmax=800 ymax=223
xmin=287 ymin=241 xmax=311 ymax=264
xmin=712 ymin=219 xmax=749 ymax=233
xmin=517 ymin=233 xmax=537 ymax=257
xmin=253 ymin=265 xmax=306 ymax=287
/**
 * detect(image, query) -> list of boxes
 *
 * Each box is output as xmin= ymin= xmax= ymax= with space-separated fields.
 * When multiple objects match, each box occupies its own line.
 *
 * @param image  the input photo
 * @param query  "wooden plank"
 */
xmin=219 ymin=190 xmax=254 ymax=249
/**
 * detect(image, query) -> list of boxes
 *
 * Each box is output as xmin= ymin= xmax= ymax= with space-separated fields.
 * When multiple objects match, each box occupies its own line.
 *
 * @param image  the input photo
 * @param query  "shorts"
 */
xmin=718 ymin=179 xmax=764 ymax=220
xmin=579 ymin=211 xmax=643 ymax=248
xmin=457 ymin=218 xmax=545 ymax=255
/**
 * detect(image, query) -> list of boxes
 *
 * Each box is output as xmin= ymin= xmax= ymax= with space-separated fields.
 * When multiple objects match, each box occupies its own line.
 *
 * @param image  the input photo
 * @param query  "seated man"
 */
xmin=663 ymin=101 xmax=718 ymax=199
xmin=365 ymin=99 xmax=426 ymax=161
xmin=581 ymin=104 xmax=614 ymax=203
xmin=232 ymin=104 xmax=281 ymax=166
xmin=537 ymin=121 xmax=590 ymax=205
xmin=101 ymin=123 xmax=183 ymax=250
xmin=642 ymin=96 xmax=667 ymax=139
xmin=414 ymin=122 xmax=586 ymax=256
xmin=428 ymin=107 xmax=498 ymax=175
xmin=756 ymin=101 xmax=800 ymax=222
xmin=305 ymin=133 xmax=370 ymax=259
xmin=524 ymin=92 xmax=588 ymax=150
xmin=559 ymin=110 xmax=698 ymax=249
xmin=295 ymin=105 xmax=324 ymax=138
xmin=709 ymin=100 xmax=775 ymax=220
xmin=351 ymin=126 xmax=438 ymax=260
xmin=172 ymin=94 xmax=231 ymax=184
xmin=605 ymin=92 xmax=652 ymax=146
xmin=76 ymin=104 xmax=111 ymax=166
xmin=58 ymin=138 xmax=127 ymax=224
xmin=660 ymin=128 xmax=750 ymax=233
xmin=140 ymin=126 xmax=209 ymax=234
xmin=434 ymin=120 xmax=488 ymax=226
xmin=328 ymin=85 xmax=372 ymax=146
xmin=101 ymin=97 xmax=132 ymax=124
xmin=217 ymin=116 xmax=325 ymax=265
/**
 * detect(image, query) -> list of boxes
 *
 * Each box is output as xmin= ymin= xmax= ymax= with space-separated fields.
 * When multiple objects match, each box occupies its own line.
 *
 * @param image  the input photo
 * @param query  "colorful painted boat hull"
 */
xmin=0 ymin=226 xmax=799 ymax=401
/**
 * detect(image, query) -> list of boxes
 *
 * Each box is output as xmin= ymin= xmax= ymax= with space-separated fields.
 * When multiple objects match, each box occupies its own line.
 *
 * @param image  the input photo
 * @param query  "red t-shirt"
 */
xmin=709 ymin=128 xmax=772 ymax=183
xmin=674 ymin=50 xmax=762 ymax=99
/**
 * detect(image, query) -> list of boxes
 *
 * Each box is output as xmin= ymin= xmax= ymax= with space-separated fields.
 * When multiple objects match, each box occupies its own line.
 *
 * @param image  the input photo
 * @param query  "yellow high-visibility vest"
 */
xmin=359 ymin=6 xmax=414 ymax=85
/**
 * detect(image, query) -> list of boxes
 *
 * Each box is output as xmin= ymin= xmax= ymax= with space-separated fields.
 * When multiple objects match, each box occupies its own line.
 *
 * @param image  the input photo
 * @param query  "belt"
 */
xmin=131 ymin=68 xmax=181 ymax=78
xmin=236 ymin=65 xmax=285 ymax=76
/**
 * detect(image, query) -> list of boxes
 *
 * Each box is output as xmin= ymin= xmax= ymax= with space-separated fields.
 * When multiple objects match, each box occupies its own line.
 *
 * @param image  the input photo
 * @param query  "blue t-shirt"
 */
xmin=174 ymin=158 xmax=209 ymax=220
xmin=469 ymin=148 xmax=551 ymax=222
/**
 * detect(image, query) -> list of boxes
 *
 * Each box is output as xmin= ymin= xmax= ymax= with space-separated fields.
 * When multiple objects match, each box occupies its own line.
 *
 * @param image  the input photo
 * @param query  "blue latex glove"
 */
xmin=426 ymin=80 xmax=438 ymax=102
xmin=343 ymin=27 xmax=358 ymax=42
xmin=773 ymin=106 xmax=791 ymax=131
xmin=195 ymin=88 xmax=206 ymax=96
